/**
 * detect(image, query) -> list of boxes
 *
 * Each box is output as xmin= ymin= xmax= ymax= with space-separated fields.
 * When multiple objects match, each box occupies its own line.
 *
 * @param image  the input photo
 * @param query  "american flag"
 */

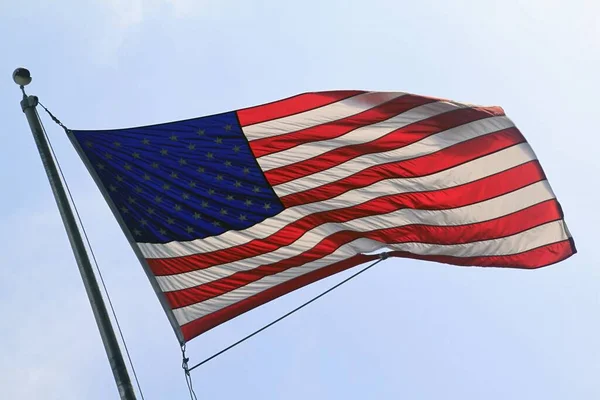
xmin=69 ymin=90 xmax=575 ymax=342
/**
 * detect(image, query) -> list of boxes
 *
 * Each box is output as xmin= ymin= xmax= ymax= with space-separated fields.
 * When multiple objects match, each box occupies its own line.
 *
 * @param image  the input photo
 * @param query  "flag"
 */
xmin=69 ymin=90 xmax=576 ymax=342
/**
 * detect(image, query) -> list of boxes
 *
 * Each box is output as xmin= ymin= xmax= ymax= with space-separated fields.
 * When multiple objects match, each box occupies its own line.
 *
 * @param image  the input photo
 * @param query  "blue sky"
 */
xmin=1 ymin=1 xmax=598 ymax=399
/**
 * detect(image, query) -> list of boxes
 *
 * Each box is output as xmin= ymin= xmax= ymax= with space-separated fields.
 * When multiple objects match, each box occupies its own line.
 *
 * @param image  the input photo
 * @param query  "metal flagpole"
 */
xmin=13 ymin=68 xmax=137 ymax=400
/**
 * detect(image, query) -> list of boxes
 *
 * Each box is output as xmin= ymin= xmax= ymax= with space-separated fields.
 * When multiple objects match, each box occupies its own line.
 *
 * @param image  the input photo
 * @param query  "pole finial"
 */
xmin=13 ymin=67 xmax=32 ymax=87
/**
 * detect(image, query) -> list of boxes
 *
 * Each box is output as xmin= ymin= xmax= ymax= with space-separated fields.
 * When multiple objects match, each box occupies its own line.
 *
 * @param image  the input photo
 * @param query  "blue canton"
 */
xmin=71 ymin=112 xmax=283 ymax=243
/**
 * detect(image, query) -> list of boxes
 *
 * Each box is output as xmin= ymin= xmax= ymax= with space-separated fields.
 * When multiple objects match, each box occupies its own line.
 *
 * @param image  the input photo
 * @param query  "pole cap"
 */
xmin=13 ymin=68 xmax=32 ymax=86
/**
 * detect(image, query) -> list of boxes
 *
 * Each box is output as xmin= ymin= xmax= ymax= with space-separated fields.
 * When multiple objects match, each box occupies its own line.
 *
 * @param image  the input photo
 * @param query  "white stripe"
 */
xmin=139 ymin=143 xmax=536 ymax=259
xmin=273 ymin=115 xmax=515 ymax=197
xmin=173 ymin=220 xmax=570 ymax=325
xmin=157 ymin=180 xmax=555 ymax=292
xmin=255 ymin=101 xmax=468 ymax=172
xmin=243 ymin=92 xmax=405 ymax=141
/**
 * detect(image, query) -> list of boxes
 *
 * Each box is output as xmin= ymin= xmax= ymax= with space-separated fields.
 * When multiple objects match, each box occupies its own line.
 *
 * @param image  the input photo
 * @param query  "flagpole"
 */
xmin=13 ymin=68 xmax=137 ymax=400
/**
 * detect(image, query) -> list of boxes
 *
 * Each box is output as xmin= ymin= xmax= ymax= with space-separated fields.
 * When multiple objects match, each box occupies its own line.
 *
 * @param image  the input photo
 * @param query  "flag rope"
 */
xmin=181 ymin=344 xmax=198 ymax=400
xmin=185 ymin=253 xmax=388 ymax=373
xmin=38 ymin=101 xmax=69 ymax=134
xmin=38 ymin=104 xmax=146 ymax=400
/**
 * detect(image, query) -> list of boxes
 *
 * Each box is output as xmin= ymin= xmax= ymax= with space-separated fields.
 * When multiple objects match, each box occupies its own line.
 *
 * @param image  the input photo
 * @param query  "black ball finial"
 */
xmin=13 ymin=68 xmax=32 ymax=86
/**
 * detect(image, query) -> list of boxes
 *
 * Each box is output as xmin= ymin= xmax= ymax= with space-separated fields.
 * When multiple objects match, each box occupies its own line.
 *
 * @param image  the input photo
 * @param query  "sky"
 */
xmin=1 ymin=0 xmax=599 ymax=399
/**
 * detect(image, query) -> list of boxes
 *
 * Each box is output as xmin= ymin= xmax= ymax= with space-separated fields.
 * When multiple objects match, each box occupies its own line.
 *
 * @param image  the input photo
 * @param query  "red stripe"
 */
xmin=180 ymin=253 xmax=379 ymax=341
xmin=147 ymin=133 xmax=533 ymax=276
xmin=165 ymin=199 xmax=561 ymax=309
xmin=264 ymin=106 xmax=505 ymax=187
xmin=281 ymin=127 xmax=523 ymax=207
xmin=387 ymin=238 xmax=575 ymax=269
xmin=180 ymin=239 xmax=575 ymax=340
xmin=236 ymin=91 xmax=364 ymax=127
xmin=249 ymin=95 xmax=438 ymax=158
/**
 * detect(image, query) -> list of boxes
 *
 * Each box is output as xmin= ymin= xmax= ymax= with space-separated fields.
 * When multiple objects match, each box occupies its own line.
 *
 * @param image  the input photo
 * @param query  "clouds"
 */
xmin=1 ymin=0 xmax=599 ymax=399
